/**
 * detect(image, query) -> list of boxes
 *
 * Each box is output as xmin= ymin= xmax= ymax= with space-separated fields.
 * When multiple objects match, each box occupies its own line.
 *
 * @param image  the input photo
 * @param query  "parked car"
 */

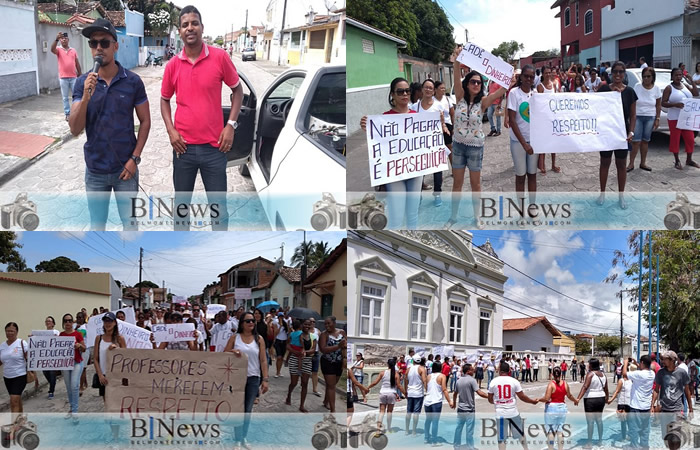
xmin=224 ymin=64 xmax=346 ymax=230
xmin=242 ymin=47 xmax=256 ymax=61
xmin=607 ymin=68 xmax=672 ymax=133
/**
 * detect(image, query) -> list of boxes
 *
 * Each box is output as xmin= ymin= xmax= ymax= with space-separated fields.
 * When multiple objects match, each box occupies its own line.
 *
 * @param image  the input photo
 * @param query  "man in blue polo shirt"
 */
xmin=69 ymin=18 xmax=150 ymax=230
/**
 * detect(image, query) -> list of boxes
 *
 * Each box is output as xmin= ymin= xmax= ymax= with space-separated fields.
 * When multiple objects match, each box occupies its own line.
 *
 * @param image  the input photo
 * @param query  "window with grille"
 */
xmin=411 ymin=294 xmax=430 ymax=340
xmin=565 ymin=8 xmax=570 ymax=27
xmin=449 ymin=303 xmax=464 ymax=343
xmin=360 ymin=283 xmax=384 ymax=336
xmin=479 ymin=310 xmax=491 ymax=346
xmin=584 ymin=10 xmax=593 ymax=35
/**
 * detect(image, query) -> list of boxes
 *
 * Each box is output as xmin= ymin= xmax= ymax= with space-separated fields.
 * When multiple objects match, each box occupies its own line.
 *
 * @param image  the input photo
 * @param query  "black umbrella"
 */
xmin=287 ymin=307 xmax=323 ymax=322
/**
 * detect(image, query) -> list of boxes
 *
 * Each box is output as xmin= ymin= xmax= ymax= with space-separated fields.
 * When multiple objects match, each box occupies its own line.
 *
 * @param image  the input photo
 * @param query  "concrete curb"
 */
xmin=0 ymin=130 xmax=77 ymax=189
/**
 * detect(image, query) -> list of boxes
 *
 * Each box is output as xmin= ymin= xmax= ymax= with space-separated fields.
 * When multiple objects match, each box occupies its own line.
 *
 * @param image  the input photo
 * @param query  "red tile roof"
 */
xmin=105 ymin=11 xmax=125 ymax=28
xmin=503 ymin=316 xmax=562 ymax=337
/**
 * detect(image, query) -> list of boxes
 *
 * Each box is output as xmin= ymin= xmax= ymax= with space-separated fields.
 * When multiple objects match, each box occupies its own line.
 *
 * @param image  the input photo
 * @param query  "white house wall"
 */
xmin=504 ymin=323 xmax=558 ymax=353
xmin=0 ymin=0 xmax=39 ymax=102
xmin=269 ymin=276 xmax=295 ymax=309
xmin=348 ymin=231 xmax=506 ymax=356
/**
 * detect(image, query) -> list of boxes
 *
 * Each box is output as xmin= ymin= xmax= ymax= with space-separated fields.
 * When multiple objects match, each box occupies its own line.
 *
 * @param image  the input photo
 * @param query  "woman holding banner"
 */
xmin=0 ymin=323 xmax=29 ymax=420
xmin=37 ymin=316 xmax=60 ymax=399
xmin=661 ymin=67 xmax=700 ymax=170
xmin=445 ymin=46 xmax=510 ymax=229
xmin=93 ymin=312 xmax=126 ymax=400
xmin=60 ymin=313 xmax=85 ymax=421
xmin=360 ymin=78 xmax=424 ymax=228
xmin=156 ymin=312 xmax=198 ymax=351
xmin=412 ymin=79 xmax=450 ymax=207
xmin=629 ymin=67 xmax=662 ymax=172
xmin=597 ymin=61 xmax=637 ymax=209
xmin=507 ymin=64 xmax=539 ymax=207
xmin=224 ymin=311 xmax=269 ymax=449
xmin=536 ymin=67 xmax=561 ymax=176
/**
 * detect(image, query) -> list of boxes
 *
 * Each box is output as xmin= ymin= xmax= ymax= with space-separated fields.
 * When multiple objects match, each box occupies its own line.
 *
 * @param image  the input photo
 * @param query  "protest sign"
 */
xmin=118 ymin=321 xmax=153 ymax=349
xmin=206 ymin=304 xmax=226 ymax=319
xmin=366 ymin=111 xmax=449 ymax=187
xmin=31 ymin=330 xmax=59 ymax=336
xmin=211 ymin=329 xmax=234 ymax=352
xmin=456 ymin=43 xmax=514 ymax=89
xmin=27 ymin=336 xmax=75 ymax=370
xmin=676 ymin=98 xmax=700 ymax=131
xmin=105 ymin=348 xmax=247 ymax=418
xmin=432 ymin=345 xmax=445 ymax=357
xmin=117 ymin=306 xmax=136 ymax=324
xmin=152 ymin=323 xmax=196 ymax=343
xmin=413 ymin=346 xmax=426 ymax=359
xmin=530 ymin=92 xmax=627 ymax=153
xmin=86 ymin=314 xmax=151 ymax=349
xmin=444 ymin=345 xmax=455 ymax=358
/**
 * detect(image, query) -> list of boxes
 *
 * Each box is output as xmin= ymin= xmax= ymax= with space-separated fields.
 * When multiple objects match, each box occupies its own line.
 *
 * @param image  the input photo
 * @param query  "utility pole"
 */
xmin=138 ymin=247 xmax=143 ymax=310
xmin=648 ymin=231 xmax=653 ymax=357
xmin=301 ymin=231 xmax=307 ymax=307
xmin=277 ymin=0 xmax=288 ymax=66
xmin=244 ymin=9 xmax=248 ymax=48
xmin=620 ymin=289 xmax=624 ymax=359
xmin=656 ymin=255 xmax=660 ymax=361
xmin=636 ymin=231 xmax=643 ymax=361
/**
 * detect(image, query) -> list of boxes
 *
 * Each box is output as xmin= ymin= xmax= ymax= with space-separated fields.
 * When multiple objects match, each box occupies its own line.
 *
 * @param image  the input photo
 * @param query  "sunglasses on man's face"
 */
xmin=394 ymin=88 xmax=411 ymax=96
xmin=88 ymin=39 xmax=115 ymax=49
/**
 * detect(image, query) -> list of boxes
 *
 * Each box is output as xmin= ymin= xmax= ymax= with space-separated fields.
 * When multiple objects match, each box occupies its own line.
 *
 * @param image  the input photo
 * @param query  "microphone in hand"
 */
xmin=88 ymin=55 xmax=103 ymax=95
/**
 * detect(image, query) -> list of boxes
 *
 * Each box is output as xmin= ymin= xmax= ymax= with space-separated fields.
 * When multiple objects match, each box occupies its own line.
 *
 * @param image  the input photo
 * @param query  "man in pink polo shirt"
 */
xmin=160 ymin=5 xmax=243 ymax=231
xmin=52 ymin=31 xmax=82 ymax=121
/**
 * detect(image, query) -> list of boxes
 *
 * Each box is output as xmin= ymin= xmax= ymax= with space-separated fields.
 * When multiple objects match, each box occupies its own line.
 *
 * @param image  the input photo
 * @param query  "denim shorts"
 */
xmin=633 ymin=115 xmax=655 ymax=142
xmin=497 ymin=415 xmax=524 ymax=442
xmin=407 ymin=396 xmax=424 ymax=413
xmin=509 ymin=140 xmax=538 ymax=176
xmin=544 ymin=403 xmax=568 ymax=432
xmin=452 ymin=140 xmax=484 ymax=172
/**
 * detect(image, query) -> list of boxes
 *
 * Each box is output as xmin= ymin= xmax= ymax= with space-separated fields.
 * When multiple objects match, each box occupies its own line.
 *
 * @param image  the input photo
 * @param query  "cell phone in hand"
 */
xmin=62 ymin=32 xmax=68 ymax=38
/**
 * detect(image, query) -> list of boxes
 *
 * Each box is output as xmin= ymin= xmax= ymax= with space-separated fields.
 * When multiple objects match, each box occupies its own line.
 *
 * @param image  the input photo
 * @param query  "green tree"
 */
xmin=531 ymin=48 xmax=560 ymax=59
xmin=291 ymin=241 xmax=333 ymax=268
xmin=214 ymin=36 xmax=223 ymax=46
xmin=605 ymin=231 xmax=700 ymax=354
xmin=134 ymin=280 xmax=159 ymax=289
xmin=492 ymin=40 xmax=525 ymax=62
xmin=574 ymin=336 xmax=591 ymax=355
xmin=347 ymin=0 xmax=420 ymax=56
xmin=99 ymin=0 xmax=123 ymax=11
xmin=596 ymin=335 xmax=621 ymax=357
xmin=6 ymin=256 xmax=32 ymax=272
xmin=35 ymin=256 xmax=80 ymax=272
xmin=0 ymin=232 xmax=25 ymax=270
xmin=409 ymin=0 xmax=455 ymax=63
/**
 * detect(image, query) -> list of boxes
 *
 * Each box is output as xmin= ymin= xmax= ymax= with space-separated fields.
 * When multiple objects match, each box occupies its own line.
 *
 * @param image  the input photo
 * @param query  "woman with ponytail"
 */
xmin=367 ymin=358 xmax=405 ymax=432
xmin=538 ymin=366 xmax=578 ymax=450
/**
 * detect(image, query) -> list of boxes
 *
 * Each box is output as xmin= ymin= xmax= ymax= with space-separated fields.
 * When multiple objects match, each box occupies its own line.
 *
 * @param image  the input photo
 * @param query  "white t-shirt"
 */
xmin=210 ymin=322 xmax=234 ymax=352
xmin=273 ymin=318 xmax=289 ymax=340
xmin=640 ymin=63 xmax=648 ymax=70
xmin=679 ymin=362 xmax=689 ymax=374
xmin=627 ymin=369 xmax=655 ymax=410
xmin=229 ymin=317 xmax=239 ymax=332
xmin=532 ymin=359 xmax=539 ymax=370
xmin=633 ymin=84 xmax=662 ymax=117
xmin=436 ymin=96 xmax=453 ymax=125
xmin=488 ymin=375 xmax=523 ymax=418
xmin=585 ymin=77 xmax=601 ymax=91
xmin=507 ymin=87 xmax=533 ymax=142
xmin=411 ymin=97 xmax=449 ymax=123
xmin=0 ymin=339 xmax=28 ymax=378
xmin=693 ymin=73 xmax=700 ymax=84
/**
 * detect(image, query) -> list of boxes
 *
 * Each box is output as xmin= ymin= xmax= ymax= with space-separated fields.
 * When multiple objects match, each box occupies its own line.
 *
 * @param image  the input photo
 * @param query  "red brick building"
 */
xmin=218 ymin=257 xmax=277 ymax=310
xmin=552 ymin=0 xmax=614 ymax=67
xmin=519 ymin=54 xmax=563 ymax=70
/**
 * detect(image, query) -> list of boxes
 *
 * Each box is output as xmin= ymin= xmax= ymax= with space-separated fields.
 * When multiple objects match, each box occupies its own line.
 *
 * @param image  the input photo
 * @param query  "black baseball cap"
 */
xmin=82 ymin=18 xmax=118 ymax=41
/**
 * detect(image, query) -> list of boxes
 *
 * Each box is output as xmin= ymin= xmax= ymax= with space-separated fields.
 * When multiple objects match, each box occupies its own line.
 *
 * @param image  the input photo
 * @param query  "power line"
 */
xmin=89 ymin=233 xmax=137 ymax=265
xmin=435 ymin=0 xmax=469 ymax=34
xmin=61 ymin=232 xmax=133 ymax=267
xmin=352 ymin=232 xmax=624 ymax=335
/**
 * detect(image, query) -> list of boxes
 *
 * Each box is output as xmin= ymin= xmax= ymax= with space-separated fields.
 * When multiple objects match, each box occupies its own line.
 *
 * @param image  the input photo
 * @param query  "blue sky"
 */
xmin=438 ymin=0 xmax=561 ymax=57
xmin=470 ymin=230 xmax=649 ymax=337
xmin=4 ymin=231 xmax=346 ymax=297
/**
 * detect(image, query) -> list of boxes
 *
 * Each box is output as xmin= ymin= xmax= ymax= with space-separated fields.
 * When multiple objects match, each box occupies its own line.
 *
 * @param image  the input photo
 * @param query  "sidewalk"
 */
xmin=0 ymin=90 xmax=75 ymax=186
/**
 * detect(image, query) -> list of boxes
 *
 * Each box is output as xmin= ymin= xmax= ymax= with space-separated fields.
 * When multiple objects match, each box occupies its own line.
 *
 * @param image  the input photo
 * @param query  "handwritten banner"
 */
xmin=366 ymin=111 xmax=448 ymax=187
xmin=105 ymin=348 xmax=247 ymax=418
xmin=27 ymin=336 xmax=75 ymax=370
xmin=31 ymin=330 xmax=58 ymax=336
xmin=456 ymin=43 xmax=514 ymax=89
xmin=118 ymin=306 xmax=136 ymax=324
xmin=152 ymin=323 xmax=196 ymax=343
xmin=211 ymin=329 xmax=233 ymax=352
xmin=206 ymin=304 xmax=226 ymax=319
xmin=677 ymin=98 xmax=700 ymax=131
xmin=530 ymin=92 xmax=627 ymax=153
xmin=86 ymin=314 xmax=151 ymax=349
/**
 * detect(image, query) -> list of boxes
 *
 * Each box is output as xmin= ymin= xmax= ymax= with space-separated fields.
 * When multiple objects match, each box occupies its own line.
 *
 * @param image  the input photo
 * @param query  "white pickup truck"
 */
xmin=224 ymin=64 xmax=346 ymax=230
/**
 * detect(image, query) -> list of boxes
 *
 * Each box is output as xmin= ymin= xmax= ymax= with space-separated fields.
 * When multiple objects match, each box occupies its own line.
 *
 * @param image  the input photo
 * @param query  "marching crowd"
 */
xmin=0 ymin=304 xmax=346 ymax=447
xmin=348 ymin=350 xmax=698 ymax=449
xmin=360 ymin=47 xmax=700 ymax=228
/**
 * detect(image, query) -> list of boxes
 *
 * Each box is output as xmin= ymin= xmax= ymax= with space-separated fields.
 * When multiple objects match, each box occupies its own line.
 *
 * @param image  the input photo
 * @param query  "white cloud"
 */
xmin=450 ymin=0 xmax=560 ymax=57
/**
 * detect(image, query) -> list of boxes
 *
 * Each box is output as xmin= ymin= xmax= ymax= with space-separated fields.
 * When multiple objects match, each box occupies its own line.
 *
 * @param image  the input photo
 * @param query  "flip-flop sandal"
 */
xmin=640 ymin=165 xmax=652 ymax=171
xmin=675 ymin=161 xmax=683 ymax=170
xmin=552 ymin=166 xmax=561 ymax=173
xmin=687 ymin=161 xmax=700 ymax=168
xmin=626 ymin=166 xmax=634 ymax=173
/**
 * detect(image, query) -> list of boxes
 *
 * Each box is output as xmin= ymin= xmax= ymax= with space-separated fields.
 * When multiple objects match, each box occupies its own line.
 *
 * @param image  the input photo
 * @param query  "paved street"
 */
xmin=1 ymin=52 xmax=285 ymax=195
xmin=348 ymin=129 xmax=700 ymax=193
